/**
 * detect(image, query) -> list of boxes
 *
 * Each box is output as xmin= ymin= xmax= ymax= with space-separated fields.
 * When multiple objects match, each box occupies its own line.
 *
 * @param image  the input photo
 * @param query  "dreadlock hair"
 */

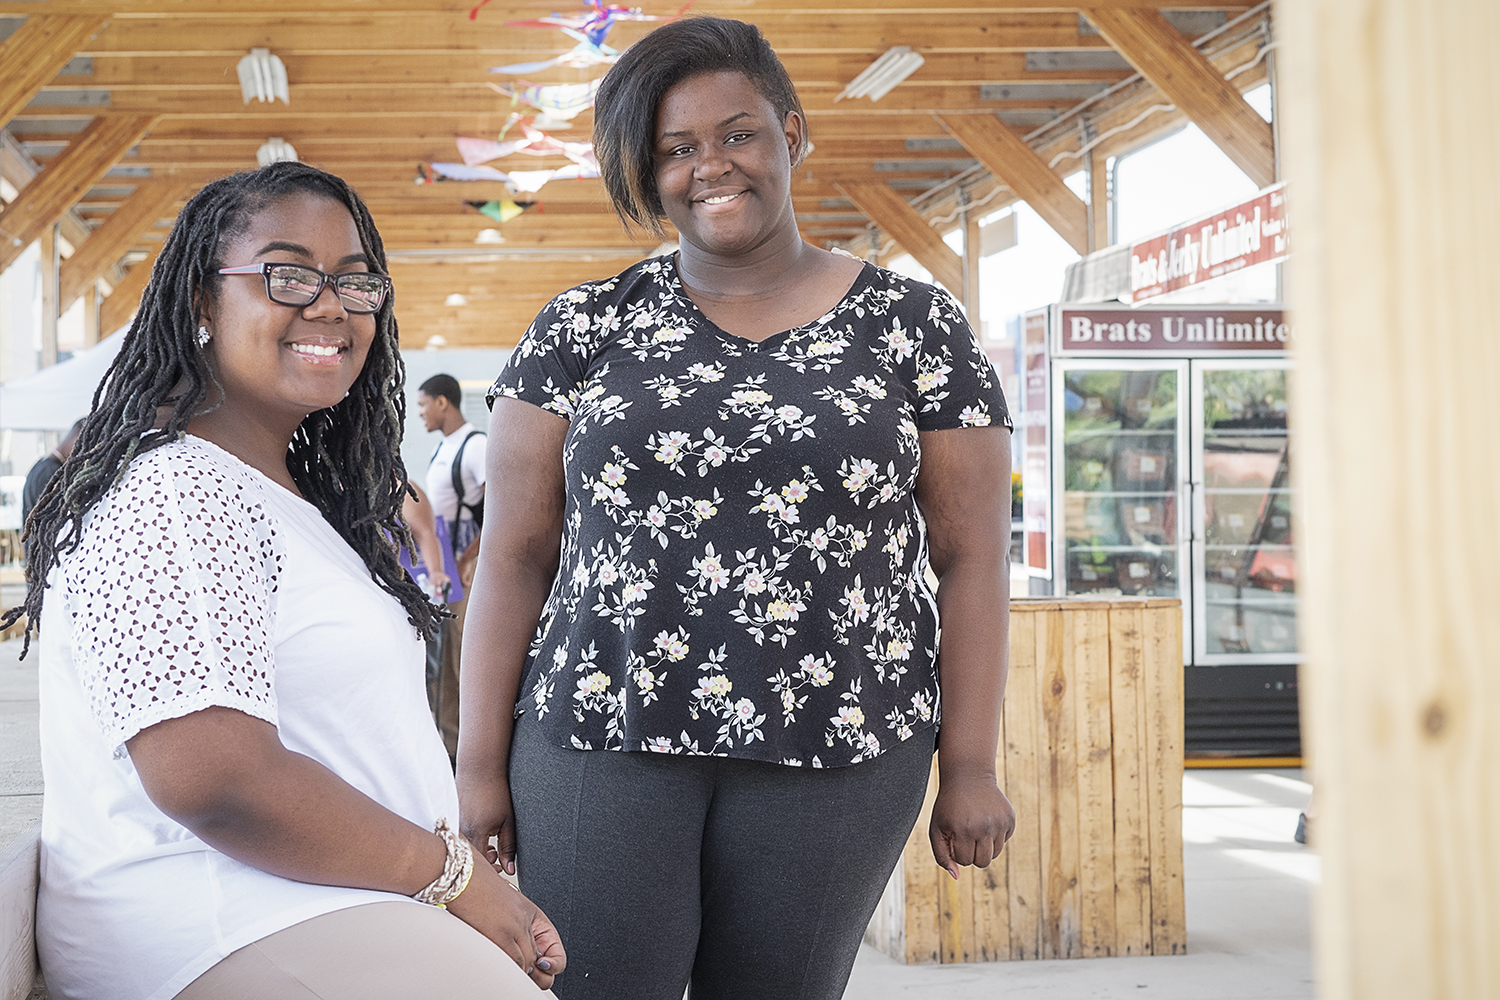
xmin=4 ymin=161 xmax=444 ymax=655
xmin=593 ymin=16 xmax=808 ymax=237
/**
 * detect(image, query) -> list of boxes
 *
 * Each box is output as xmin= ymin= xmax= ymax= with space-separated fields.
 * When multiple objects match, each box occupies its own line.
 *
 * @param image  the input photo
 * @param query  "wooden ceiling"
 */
xmin=0 ymin=0 xmax=1274 ymax=348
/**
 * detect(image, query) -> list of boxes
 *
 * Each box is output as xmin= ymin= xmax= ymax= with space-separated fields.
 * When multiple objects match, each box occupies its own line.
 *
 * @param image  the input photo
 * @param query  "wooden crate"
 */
xmin=864 ymin=597 xmax=1186 ymax=963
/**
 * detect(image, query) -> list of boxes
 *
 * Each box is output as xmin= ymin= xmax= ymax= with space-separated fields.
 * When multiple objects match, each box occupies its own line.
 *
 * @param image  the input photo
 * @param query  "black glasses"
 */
xmin=217 ymin=262 xmax=391 ymax=314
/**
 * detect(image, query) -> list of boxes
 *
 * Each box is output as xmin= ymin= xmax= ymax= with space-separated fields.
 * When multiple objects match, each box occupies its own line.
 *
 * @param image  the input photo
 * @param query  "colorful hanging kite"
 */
xmin=486 ymin=79 xmax=603 ymax=121
xmin=483 ymin=0 xmax=676 ymax=46
xmin=467 ymin=199 xmax=532 ymax=224
xmin=491 ymin=28 xmax=618 ymax=75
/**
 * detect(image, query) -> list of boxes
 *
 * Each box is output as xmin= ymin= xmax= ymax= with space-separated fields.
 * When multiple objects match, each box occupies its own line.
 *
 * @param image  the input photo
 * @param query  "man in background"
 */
xmin=21 ymin=419 xmax=84 ymax=567
xmin=417 ymin=374 xmax=486 ymax=759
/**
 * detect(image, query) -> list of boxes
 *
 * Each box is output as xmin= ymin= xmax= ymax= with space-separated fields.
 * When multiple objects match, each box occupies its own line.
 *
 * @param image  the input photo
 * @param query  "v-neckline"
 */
xmin=666 ymin=254 xmax=874 ymax=349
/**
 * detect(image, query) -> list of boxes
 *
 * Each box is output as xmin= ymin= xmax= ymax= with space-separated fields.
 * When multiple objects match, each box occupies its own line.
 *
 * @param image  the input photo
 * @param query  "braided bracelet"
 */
xmin=414 ymin=818 xmax=474 ymax=909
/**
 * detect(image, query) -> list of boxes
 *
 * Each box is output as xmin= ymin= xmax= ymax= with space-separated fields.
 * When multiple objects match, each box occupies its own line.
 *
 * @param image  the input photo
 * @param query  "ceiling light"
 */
xmin=445 ymin=293 xmax=468 ymax=307
xmin=475 ymin=229 xmax=506 ymax=245
xmin=238 ymin=48 xmax=289 ymax=104
xmin=425 ymin=334 xmax=448 ymax=350
xmin=256 ymin=137 xmax=297 ymax=167
xmin=836 ymin=47 xmax=925 ymax=103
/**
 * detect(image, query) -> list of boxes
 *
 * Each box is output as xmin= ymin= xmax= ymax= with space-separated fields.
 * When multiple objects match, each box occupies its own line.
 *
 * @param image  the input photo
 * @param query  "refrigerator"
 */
xmin=1021 ymin=303 xmax=1300 ymax=756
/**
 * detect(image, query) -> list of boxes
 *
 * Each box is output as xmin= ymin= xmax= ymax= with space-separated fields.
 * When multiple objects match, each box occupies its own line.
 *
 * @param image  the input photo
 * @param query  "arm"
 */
xmin=402 ymin=484 xmax=451 ymax=599
xmin=456 ymin=437 xmax=490 ymax=588
xmin=914 ymin=424 xmax=1017 ymax=877
xmin=127 ymin=708 xmax=564 ymax=987
xmin=457 ymin=397 xmax=568 ymax=874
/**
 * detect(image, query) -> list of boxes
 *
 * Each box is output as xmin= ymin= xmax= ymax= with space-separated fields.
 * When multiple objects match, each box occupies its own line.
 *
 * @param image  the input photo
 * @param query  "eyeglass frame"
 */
xmin=216 ymin=262 xmax=392 ymax=315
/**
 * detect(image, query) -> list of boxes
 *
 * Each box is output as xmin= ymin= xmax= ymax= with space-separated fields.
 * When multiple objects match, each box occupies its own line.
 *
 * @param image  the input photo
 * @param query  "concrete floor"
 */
xmin=0 ymin=638 xmax=1315 ymax=998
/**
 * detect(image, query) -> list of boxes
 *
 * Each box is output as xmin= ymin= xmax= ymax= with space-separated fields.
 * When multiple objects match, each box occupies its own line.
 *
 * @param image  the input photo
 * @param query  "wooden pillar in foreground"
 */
xmin=1279 ymin=0 xmax=1500 ymax=996
xmin=39 ymin=225 xmax=59 ymax=368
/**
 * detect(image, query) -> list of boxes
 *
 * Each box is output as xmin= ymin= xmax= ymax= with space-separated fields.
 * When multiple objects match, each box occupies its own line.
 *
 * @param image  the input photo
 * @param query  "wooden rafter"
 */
xmin=99 ymin=244 xmax=158 ymax=336
xmin=0 ymin=15 xmax=109 ymax=130
xmin=0 ymin=115 xmax=157 ymax=273
xmin=59 ymin=179 xmax=185 ymax=311
xmin=1082 ymin=7 xmax=1275 ymax=189
xmin=837 ymin=182 xmax=963 ymax=295
xmin=939 ymin=113 xmax=1090 ymax=255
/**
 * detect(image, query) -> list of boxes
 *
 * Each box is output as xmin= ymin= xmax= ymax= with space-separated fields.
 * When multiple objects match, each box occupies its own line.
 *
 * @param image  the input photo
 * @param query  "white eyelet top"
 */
xmin=35 ymin=435 xmax=458 ymax=1000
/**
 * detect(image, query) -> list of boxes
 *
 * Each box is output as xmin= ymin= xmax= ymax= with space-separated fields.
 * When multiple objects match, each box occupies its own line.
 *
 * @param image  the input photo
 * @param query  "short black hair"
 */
xmin=593 ymin=16 xmax=808 ymax=236
xmin=419 ymin=373 xmax=463 ymax=409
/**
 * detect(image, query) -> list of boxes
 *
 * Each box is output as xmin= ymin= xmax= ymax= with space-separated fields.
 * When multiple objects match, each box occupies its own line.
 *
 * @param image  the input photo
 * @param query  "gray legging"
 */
xmin=509 ymin=709 xmax=935 ymax=1000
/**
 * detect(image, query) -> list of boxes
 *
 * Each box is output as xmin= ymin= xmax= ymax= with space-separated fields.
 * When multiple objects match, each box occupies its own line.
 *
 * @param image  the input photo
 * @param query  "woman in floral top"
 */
xmin=459 ymin=17 xmax=1015 ymax=1000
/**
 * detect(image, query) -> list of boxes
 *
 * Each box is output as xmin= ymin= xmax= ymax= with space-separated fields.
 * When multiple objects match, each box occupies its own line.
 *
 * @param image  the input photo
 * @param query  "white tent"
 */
xmin=0 ymin=329 xmax=128 ymax=431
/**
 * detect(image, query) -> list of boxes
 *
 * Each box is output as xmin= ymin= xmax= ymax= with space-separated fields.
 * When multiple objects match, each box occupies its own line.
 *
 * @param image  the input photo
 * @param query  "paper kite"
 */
xmin=474 ymin=0 xmax=680 ymax=46
xmin=492 ymin=28 xmax=618 ymax=75
xmin=426 ymin=160 xmax=600 ymax=193
xmin=487 ymin=79 xmax=602 ymax=121
xmin=467 ymin=199 xmax=532 ymax=224
xmin=455 ymin=122 xmax=598 ymax=171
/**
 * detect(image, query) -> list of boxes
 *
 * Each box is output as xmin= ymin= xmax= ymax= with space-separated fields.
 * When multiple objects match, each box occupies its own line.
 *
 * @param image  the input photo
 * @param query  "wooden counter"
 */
xmin=865 ymin=597 xmax=1186 ymax=963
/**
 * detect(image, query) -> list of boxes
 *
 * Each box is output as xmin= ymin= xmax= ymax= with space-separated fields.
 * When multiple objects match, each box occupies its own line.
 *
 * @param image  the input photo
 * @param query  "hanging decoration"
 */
xmin=491 ymin=28 xmax=618 ymax=75
xmin=485 ymin=79 xmax=602 ymax=122
xmin=467 ymin=199 xmax=533 ymax=224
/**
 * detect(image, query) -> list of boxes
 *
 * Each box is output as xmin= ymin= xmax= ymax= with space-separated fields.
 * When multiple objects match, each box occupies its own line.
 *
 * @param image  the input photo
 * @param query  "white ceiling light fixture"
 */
xmin=836 ymin=46 xmax=925 ymax=103
xmin=238 ymin=48 xmax=290 ymax=104
xmin=445 ymin=293 xmax=468 ymax=307
xmin=475 ymin=228 xmax=506 ymax=245
xmin=256 ymin=137 xmax=297 ymax=167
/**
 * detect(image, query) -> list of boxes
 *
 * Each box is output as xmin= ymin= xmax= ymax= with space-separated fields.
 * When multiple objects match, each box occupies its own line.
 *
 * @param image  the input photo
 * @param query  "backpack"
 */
xmin=433 ymin=430 xmax=484 ymax=557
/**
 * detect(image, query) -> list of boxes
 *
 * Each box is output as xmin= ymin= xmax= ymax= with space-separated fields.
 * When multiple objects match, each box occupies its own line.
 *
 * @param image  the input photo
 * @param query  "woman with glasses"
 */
xmin=7 ymin=162 xmax=563 ymax=1000
xmin=459 ymin=17 xmax=1014 ymax=1000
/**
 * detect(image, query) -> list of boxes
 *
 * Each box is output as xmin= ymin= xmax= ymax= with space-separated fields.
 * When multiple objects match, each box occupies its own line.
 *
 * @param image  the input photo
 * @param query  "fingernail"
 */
xmin=537 ymin=958 xmax=552 ymax=971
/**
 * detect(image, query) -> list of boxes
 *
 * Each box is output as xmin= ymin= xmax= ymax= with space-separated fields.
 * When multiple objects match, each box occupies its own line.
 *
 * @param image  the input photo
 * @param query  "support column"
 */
xmin=39 ymin=224 xmax=59 ymax=368
xmin=960 ymin=192 xmax=981 ymax=324
xmin=82 ymin=285 xmax=100 ymax=347
xmin=1280 ymin=1 xmax=1500 ymax=996
xmin=1087 ymin=148 xmax=1110 ymax=252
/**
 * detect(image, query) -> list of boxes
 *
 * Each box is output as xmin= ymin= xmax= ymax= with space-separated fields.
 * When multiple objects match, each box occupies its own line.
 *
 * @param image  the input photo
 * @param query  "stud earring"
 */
xmin=196 ymin=326 xmax=211 ymax=348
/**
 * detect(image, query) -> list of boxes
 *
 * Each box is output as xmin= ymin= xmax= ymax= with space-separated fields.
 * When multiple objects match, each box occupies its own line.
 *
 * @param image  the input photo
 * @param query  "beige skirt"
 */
xmin=176 ymin=901 xmax=553 ymax=999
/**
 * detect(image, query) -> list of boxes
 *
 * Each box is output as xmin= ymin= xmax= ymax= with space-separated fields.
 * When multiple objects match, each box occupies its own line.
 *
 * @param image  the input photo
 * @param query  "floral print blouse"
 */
xmin=489 ymin=254 xmax=1010 ymax=768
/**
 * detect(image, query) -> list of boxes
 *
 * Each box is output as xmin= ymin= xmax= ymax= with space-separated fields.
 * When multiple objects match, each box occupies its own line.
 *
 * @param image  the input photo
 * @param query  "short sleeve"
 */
xmin=487 ymin=284 xmax=602 ymax=419
xmin=62 ymin=449 xmax=281 ymax=755
xmin=912 ymin=287 xmax=1013 ymax=432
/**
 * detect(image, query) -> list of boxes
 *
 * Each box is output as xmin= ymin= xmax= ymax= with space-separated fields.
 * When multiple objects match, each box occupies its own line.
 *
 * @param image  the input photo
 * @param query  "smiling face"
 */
xmin=653 ymin=70 xmax=803 ymax=257
xmin=198 ymin=192 xmax=378 ymax=426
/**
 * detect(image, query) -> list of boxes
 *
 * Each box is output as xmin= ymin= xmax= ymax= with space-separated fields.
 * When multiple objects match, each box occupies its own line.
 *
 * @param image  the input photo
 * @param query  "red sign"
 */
xmin=1056 ymin=305 xmax=1290 ymax=355
xmin=1129 ymin=183 xmax=1288 ymax=302
xmin=1020 ymin=309 xmax=1050 ymax=576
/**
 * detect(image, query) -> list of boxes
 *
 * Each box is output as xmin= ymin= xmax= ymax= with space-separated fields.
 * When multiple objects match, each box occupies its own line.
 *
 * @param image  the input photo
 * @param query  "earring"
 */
xmin=196 ymin=326 xmax=211 ymax=348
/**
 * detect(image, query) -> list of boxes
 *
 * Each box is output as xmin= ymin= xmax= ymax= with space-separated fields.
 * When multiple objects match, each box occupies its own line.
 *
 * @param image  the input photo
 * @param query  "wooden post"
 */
xmin=960 ymin=193 xmax=981 ymax=325
xmin=82 ymin=285 xmax=100 ymax=347
xmin=1280 ymin=0 xmax=1500 ymax=995
xmin=39 ymin=224 xmax=59 ymax=368
xmin=1088 ymin=148 xmax=1110 ymax=252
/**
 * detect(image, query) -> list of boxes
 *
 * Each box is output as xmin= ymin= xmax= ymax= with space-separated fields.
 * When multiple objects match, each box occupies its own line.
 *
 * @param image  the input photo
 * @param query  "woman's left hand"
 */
xmin=928 ymin=772 xmax=1016 ymax=879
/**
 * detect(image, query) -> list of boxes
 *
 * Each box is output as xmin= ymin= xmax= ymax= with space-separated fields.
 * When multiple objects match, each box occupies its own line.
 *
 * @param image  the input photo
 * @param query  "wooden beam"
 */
xmin=4 ymin=0 xmax=1257 ymax=12
xmin=1082 ymin=8 xmax=1275 ymax=189
xmin=837 ymin=181 xmax=963 ymax=295
xmin=1280 ymin=0 xmax=1500 ymax=994
xmin=0 ymin=15 xmax=109 ymax=129
xmin=40 ymin=225 xmax=60 ymax=367
xmin=59 ymin=179 xmax=185 ymax=310
xmin=99 ymin=245 xmax=158 ymax=336
xmin=0 ymin=115 xmax=156 ymax=274
xmin=939 ymin=113 xmax=1090 ymax=255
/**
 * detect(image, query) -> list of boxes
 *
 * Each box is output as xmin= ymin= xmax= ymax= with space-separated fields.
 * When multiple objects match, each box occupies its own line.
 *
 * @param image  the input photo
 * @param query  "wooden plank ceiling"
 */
xmin=0 ymin=0 xmax=1273 ymax=348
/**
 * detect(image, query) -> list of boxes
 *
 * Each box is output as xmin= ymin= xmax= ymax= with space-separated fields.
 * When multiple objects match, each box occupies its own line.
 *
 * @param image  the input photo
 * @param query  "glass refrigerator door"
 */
xmin=1190 ymin=361 xmax=1300 ymax=664
xmin=1054 ymin=361 xmax=1191 ymax=659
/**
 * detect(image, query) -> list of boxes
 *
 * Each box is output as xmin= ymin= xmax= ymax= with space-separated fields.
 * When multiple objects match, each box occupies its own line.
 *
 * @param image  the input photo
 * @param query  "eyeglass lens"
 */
xmin=267 ymin=265 xmax=387 ymax=313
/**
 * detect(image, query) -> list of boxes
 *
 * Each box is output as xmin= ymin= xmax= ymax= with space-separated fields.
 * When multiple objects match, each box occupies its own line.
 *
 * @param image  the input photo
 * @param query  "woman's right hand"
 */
xmin=458 ymin=772 xmax=518 ymax=875
xmin=447 ymin=864 xmax=566 ymax=990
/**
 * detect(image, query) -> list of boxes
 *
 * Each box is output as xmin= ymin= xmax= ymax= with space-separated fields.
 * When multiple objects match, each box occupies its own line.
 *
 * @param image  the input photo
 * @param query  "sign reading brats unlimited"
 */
xmin=1053 ymin=304 xmax=1290 ymax=356
xmin=1129 ymin=183 xmax=1288 ymax=302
